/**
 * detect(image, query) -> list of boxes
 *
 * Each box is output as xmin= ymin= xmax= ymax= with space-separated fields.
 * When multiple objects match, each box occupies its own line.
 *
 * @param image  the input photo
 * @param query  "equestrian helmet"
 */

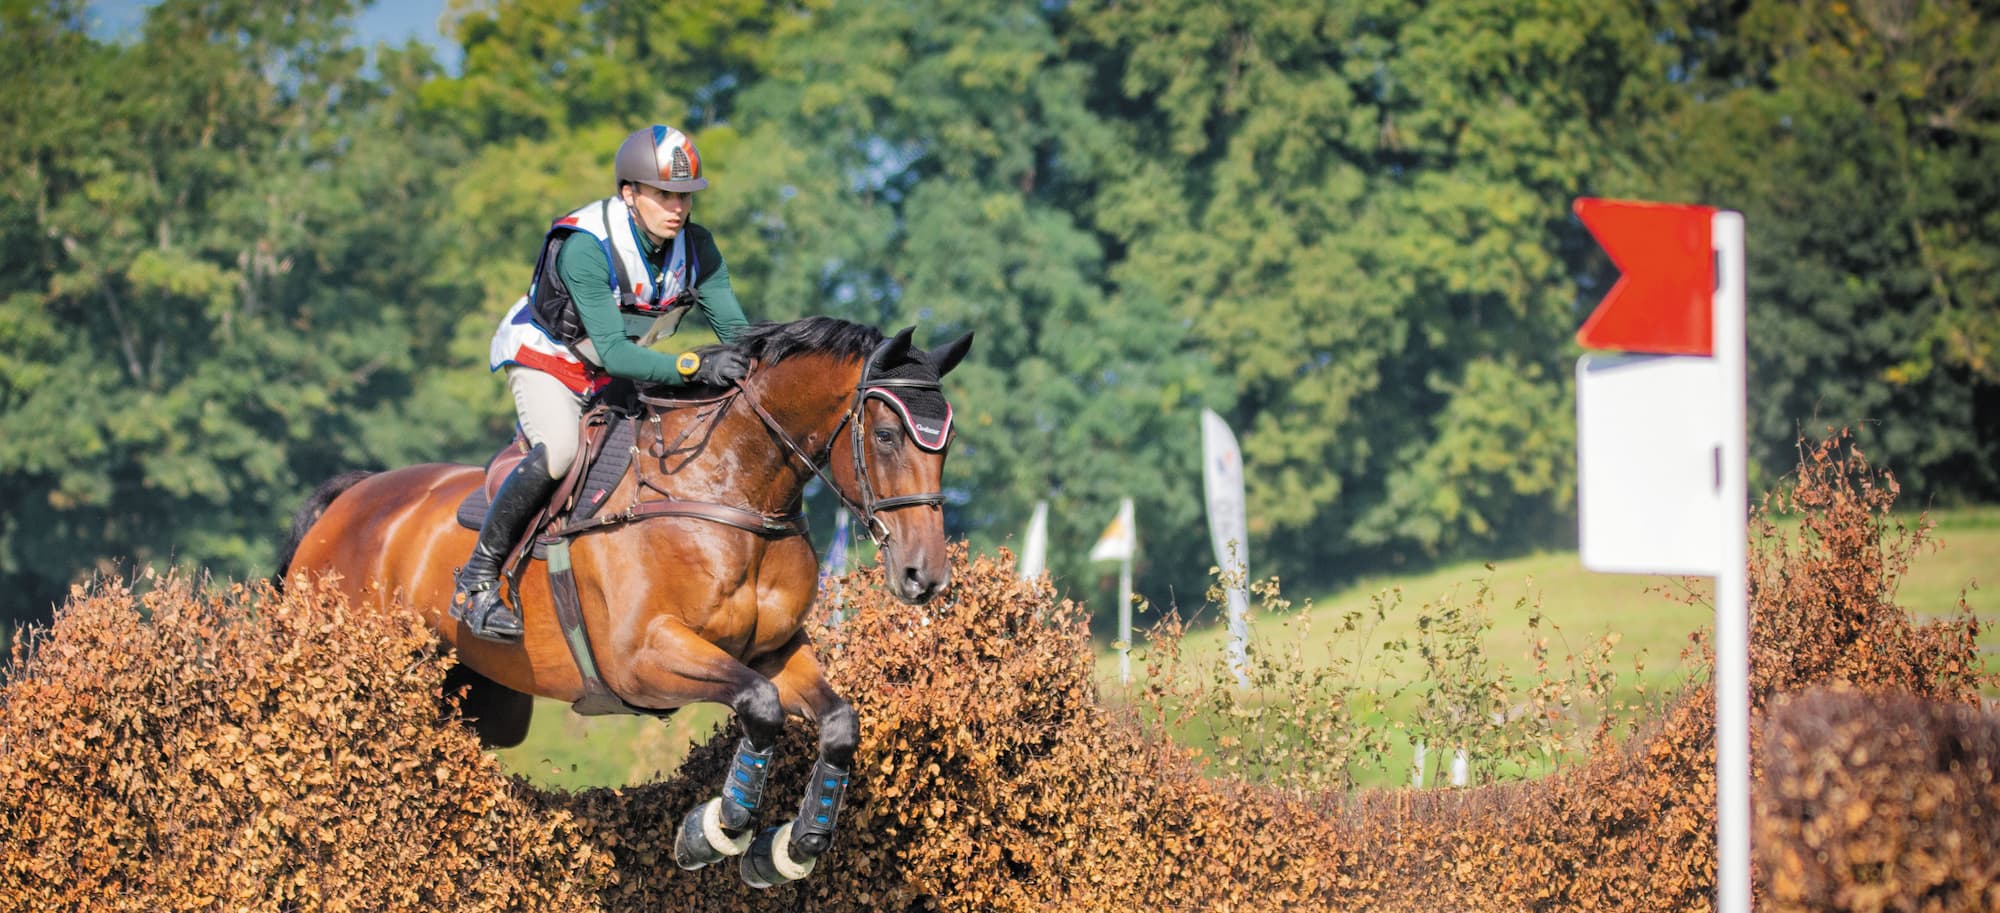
xmin=615 ymin=124 xmax=708 ymax=193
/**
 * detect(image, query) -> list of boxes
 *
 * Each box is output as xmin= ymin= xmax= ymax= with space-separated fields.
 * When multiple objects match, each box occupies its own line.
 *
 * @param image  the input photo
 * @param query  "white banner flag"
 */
xmin=1201 ymin=409 xmax=1252 ymax=687
xmin=1201 ymin=410 xmax=1249 ymax=574
xmin=1088 ymin=497 xmax=1135 ymax=563
xmin=1019 ymin=500 xmax=1049 ymax=579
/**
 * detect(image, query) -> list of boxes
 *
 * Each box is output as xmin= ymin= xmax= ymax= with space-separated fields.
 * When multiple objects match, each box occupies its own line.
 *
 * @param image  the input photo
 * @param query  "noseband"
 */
xmin=744 ymin=372 xmax=947 ymax=548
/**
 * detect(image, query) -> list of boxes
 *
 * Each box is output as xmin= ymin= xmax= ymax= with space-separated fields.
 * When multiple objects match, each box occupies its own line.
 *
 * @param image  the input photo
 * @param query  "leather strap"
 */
xmin=542 ymin=538 xmax=670 ymax=717
xmin=559 ymin=498 xmax=808 ymax=539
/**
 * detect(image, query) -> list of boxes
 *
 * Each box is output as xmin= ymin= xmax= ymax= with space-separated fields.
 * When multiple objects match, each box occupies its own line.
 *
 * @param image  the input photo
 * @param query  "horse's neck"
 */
xmin=743 ymin=355 xmax=863 ymax=510
xmin=640 ymin=355 xmax=859 ymax=513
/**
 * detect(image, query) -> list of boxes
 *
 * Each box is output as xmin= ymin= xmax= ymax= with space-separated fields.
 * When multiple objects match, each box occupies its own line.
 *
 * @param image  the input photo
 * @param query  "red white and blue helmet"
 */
xmin=615 ymin=124 xmax=707 ymax=193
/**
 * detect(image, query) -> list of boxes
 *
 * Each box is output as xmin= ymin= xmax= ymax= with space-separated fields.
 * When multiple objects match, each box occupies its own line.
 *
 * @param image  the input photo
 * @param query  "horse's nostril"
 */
xmin=906 ymin=567 xmax=950 ymax=604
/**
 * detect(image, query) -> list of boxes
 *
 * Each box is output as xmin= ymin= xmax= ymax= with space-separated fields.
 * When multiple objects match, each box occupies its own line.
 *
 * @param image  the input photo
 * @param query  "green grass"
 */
xmin=1898 ymin=506 xmax=1998 ymax=623
xmin=488 ymin=507 xmax=1995 ymax=790
xmin=492 ymin=700 xmax=731 ymax=790
xmin=1105 ymin=506 xmax=1996 ymax=691
xmin=1095 ymin=506 xmax=1997 ymax=787
xmin=1098 ymin=550 xmax=1711 ymax=714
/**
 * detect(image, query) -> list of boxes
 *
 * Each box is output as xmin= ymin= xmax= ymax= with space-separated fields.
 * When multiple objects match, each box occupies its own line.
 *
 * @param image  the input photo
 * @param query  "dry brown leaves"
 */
xmin=1759 ymin=688 xmax=2000 ymax=913
xmin=1 ymin=431 xmax=1990 ymax=912
xmin=0 ymin=575 xmax=608 ymax=912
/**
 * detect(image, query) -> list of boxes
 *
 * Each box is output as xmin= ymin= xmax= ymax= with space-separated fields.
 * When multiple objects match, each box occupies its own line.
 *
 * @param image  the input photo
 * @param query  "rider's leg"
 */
xmin=507 ymin=366 xmax=584 ymax=479
xmin=450 ymin=367 xmax=579 ymax=641
xmin=451 ymin=444 xmax=557 ymax=640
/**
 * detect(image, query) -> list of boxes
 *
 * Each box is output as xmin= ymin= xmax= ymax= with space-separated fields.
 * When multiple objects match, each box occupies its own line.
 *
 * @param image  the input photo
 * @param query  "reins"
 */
xmin=559 ymin=363 xmax=946 ymax=548
xmin=555 ymin=387 xmax=808 ymax=540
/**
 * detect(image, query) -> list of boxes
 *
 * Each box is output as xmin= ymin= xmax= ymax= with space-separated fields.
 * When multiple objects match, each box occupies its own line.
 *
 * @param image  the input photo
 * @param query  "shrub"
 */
xmin=1 ymin=432 xmax=1988 ymax=911
xmin=1758 ymin=687 xmax=2000 ymax=913
xmin=0 ymin=574 xmax=607 ymax=912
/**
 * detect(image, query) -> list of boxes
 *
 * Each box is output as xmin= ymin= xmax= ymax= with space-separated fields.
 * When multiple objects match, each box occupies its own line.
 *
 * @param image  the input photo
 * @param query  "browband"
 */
xmin=864 ymin=386 xmax=953 ymax=452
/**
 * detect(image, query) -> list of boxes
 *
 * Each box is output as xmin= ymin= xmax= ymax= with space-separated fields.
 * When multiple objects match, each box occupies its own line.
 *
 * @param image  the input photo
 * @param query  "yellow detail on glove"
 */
xmin=676 ymin=352 xmax=701 ymax=377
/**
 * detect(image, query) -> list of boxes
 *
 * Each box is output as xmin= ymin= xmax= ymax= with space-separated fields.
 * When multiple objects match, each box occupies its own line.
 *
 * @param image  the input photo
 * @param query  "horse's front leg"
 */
xmin=603 ymin=618 xmax=787 ymax=871
xmin=737 ymin=631 xmax=857 ymax=889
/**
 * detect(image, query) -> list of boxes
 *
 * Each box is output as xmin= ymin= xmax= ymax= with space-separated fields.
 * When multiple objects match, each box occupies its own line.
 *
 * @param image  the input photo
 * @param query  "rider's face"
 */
xmin=622 ymin=183 xmax=692 ymax=245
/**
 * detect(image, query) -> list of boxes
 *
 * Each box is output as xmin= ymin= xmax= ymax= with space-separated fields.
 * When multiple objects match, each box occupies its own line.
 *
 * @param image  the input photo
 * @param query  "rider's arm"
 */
xmin=688 ymin=225 xmax=749 ymax=345
xmin=555 ymin=236 xmax=688 ymax=385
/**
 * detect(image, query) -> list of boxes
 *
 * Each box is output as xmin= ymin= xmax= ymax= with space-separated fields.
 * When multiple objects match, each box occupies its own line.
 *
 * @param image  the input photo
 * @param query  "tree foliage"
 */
xmin=1070 ymin=0 xmax=1679 ymax=574
xmin=0 ymin=0 xmax=462 ymax=616
xmin=1 ymin=0 xmax=1993 ymax=629
xmin=1630 ymin=0 xmax=2000 ymax=498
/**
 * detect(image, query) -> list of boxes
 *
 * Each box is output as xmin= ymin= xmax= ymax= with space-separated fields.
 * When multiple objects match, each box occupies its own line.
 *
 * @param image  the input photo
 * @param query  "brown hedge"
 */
xmin=1758 ymin=687 xmax=2000 ymax=913
xmin=1 ymin=433 xmax=1991 ymax=911
xmin=0 ymin=575 xmax=608 ymax=912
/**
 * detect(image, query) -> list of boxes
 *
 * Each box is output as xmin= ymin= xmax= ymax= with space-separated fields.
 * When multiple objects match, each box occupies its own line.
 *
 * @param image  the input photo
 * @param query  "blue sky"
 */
xmin=85 ymin=0 xmax=461 ymax=72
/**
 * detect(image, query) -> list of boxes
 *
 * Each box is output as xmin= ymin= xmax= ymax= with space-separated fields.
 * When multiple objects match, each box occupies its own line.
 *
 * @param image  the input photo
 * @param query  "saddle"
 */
xmin=454 ymin=380 xmax=797 ymax=572
xmin=455 ymin=401 xmax=639 ymax=560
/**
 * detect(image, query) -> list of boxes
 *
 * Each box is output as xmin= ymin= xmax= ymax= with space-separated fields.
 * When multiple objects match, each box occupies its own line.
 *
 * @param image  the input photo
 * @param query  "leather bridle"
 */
xmin=743 ymin=372 xmax=948 ymax=548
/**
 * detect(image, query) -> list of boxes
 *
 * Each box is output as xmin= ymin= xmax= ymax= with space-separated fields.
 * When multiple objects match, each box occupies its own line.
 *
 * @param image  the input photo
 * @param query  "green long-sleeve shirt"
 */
xmin=557 ymin=219 xmax=749 ymax=385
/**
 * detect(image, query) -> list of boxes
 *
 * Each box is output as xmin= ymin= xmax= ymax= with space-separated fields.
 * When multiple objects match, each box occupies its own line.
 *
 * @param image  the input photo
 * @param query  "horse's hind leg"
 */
xmin=738 ymin=633 xmax=857 ymax=889
xmin=443 ymin=664 xmax=535 ymax=748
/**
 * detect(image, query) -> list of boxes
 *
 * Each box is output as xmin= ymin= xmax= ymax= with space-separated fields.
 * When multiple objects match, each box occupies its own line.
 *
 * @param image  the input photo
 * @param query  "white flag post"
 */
xmin=1200 ymin=410 xmax=1251 ymax=688
xmin=1089 ymin=497 xmax=1137 ymax=682
xmin=1019 ymin=500 xmax=1049 ymax=580
xmin=1573 ymin=199 xmax=1749 ymax=913
xmin=816 ymin=510 xmax=854 ymax=627
xmin=1713 ymin=211 xmax=1751 ymax=913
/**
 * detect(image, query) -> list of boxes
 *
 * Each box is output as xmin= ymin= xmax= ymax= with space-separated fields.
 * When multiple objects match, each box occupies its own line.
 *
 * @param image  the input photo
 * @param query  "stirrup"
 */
xmin=451 ymin=574 xmax=523 ymax=642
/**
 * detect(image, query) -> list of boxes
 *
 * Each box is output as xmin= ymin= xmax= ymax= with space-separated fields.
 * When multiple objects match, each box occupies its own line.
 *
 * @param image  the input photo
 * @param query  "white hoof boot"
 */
xmin=740 ymin=822 xmax=817 ymax=888
xmin=674 ymin=797 xmax=753 ymax=871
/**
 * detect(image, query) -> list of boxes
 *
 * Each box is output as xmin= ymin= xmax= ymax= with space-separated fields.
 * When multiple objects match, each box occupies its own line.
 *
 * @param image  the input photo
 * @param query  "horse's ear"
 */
xmin=928 ymin=331 xmax=974 ymax=377
xmin=865 ymin=326 xmax=917 ymax=378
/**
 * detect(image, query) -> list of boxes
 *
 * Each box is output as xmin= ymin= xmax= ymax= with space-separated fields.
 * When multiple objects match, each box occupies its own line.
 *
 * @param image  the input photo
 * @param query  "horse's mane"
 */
xmin=728 ymin=317 xmax=884 ymax=367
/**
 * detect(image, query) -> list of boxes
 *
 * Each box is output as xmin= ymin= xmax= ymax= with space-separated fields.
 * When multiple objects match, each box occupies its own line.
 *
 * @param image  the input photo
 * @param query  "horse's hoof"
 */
xmin=741 ymin=822 xmax=815 ymax=889
xmin=674 ymin=798 xmax=752 ymax=871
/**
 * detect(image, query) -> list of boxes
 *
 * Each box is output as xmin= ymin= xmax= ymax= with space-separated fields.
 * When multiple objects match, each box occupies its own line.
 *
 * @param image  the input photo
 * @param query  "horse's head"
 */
xmin=830 ymin=325 xmax=973 ymax=604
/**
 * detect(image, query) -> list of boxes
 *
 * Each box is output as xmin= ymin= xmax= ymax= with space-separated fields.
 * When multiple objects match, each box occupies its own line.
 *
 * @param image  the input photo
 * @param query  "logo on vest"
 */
xmin=669 ymin=146 xmax=693 ymax=182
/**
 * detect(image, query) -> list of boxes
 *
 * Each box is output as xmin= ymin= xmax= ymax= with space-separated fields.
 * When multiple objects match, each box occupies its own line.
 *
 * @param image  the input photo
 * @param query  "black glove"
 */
xmin=684 ymin=349 xmax=749 ymax=386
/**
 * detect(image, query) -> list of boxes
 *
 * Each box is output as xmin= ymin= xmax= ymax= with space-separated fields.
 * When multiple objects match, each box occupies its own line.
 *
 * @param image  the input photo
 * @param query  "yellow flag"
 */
xmin=1088 ymin=497 xmax=1135 ymax=562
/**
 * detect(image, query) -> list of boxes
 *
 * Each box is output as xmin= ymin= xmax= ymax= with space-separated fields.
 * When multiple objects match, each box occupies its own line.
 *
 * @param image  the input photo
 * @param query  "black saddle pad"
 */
xmin=570 ymin=417 xmax=637 ymax=525
xmin=455 ymin=486 xmax=491 ymax=531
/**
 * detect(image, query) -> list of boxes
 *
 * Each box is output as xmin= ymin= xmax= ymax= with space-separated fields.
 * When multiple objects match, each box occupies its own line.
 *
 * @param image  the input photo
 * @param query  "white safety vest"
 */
xmin=489 ymin=197 xmax=697 ymax=395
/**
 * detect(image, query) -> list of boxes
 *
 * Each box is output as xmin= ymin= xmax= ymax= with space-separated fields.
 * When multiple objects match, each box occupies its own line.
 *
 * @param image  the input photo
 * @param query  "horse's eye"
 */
xmin=873 ymin=427 xmax=899 ymax=447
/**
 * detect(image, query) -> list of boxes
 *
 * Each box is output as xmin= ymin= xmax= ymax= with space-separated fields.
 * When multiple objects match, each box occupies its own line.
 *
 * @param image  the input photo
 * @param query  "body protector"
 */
xmin=490 ymin=197 xmax=700 ymax=395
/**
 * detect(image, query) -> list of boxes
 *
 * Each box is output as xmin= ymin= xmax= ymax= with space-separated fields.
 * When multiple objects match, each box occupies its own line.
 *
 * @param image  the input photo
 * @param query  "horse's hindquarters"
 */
xmin=286 ymin=464 xmax=477 ymax=618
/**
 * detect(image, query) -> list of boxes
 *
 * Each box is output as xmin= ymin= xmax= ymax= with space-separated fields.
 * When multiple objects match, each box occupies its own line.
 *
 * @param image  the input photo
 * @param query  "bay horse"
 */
xmin=276 ymin=317 xmax=972 ymax=887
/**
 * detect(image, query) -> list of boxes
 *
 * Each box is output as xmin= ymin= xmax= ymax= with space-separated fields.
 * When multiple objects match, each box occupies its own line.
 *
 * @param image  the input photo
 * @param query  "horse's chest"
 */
xmin=695 ymin=576 xmax=811 ymax=660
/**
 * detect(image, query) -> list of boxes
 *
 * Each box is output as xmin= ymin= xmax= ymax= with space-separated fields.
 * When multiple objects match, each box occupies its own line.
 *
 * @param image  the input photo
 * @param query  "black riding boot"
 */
xmin=451 ymin=445 xmax=559 ymax=642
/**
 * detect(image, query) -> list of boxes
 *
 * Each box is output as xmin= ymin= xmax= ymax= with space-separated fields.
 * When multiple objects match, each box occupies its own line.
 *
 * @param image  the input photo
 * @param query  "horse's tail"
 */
xmin=273 ymin=470 xmax=377 ymax=592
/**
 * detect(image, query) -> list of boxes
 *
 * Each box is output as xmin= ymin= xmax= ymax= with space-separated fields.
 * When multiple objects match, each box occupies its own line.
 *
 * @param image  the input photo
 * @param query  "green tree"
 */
xmin=1071 ymin=0 xmax=1681 ymax=580
xmin=411 ymin=2 xmax=829 ymax=453
xmin=0 ymin=0 xmax=466 ymax=620
xmin=1630 ymin=0 xmax=2000 ymax=499
xmin=426 ymin=0 xmax=798 ymax=143
xmin=725 ymin=0 xmax=1224 ymax=619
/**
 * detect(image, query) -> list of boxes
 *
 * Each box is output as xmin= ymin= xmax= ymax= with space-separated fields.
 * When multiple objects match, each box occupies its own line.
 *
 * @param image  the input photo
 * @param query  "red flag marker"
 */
xmin=1573 ymin=198 xmax=1717 ymax=355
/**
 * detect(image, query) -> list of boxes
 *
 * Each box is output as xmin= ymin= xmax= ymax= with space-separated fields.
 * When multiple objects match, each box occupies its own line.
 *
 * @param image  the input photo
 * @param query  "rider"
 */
xmin=453 ymin=124 xmax=753 ymax=642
